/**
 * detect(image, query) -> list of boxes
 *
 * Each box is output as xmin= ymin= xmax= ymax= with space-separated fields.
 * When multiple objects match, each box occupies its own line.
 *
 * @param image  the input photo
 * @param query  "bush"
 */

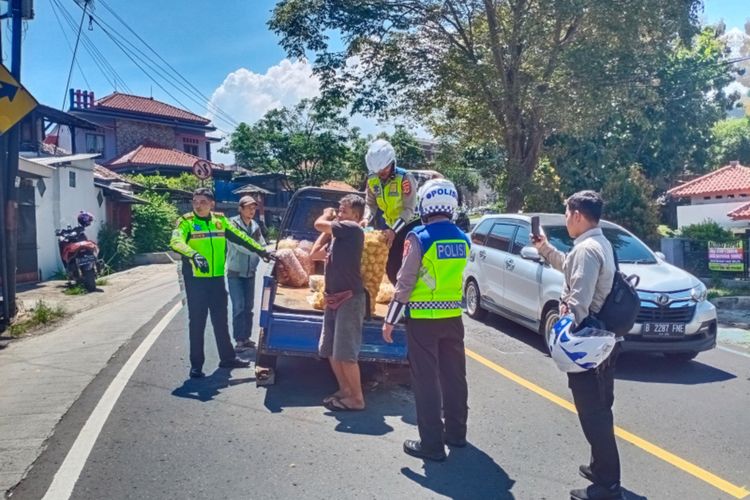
xmin=602 ymin=165 xmax=660 ymax=246
xmin=9 ymin=300 xmax=66 ymax=336
xmin=523 ymin=158 xmax=565 ymax=213
xmin=97 ymin=224 xmax=136 ymax=272
xmin=679 ymin=221 xmax=734 ymax=242
xmin=132 ymin=191 xmax=179 ymax=253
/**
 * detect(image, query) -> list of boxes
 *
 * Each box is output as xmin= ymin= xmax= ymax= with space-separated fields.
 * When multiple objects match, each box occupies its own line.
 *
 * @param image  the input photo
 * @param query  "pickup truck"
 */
xmin=255 ymin=187 xmax=408 ymax=385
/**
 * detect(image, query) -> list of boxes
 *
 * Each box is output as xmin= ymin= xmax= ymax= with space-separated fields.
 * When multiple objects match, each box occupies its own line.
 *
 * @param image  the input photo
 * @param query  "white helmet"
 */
xmin=365 ymin=139 xmax=396 ymax=175
xmin=417 ymin=178 xmax=459 ymax=218
xmin=549 ymin=315 xmax=617 ymax=373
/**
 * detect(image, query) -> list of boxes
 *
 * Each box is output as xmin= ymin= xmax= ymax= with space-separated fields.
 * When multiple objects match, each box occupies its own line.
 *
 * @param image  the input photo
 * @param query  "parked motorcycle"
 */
xmin=56 ymin=211 xmax=100 ymax=292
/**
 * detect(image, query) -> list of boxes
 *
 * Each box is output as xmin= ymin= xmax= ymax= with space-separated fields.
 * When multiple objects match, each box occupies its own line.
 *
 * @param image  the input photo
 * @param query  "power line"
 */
xmin=59 ymin=0 xmax=88 ymax=109
xmin=48 ymin=0 xmax=92 ymax=90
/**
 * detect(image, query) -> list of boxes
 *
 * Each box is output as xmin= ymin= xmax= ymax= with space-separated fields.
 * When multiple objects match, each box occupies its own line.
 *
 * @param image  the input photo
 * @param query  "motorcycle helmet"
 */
xmin=417 ymin=178 xmax=459 ymax=219
xmin=365 ymin=139 xmax=396 ymax=175
xmin=77 ymin=211 xmax=94 ymax=227
xmin=549 ymin=315 xmax=617 ymax=373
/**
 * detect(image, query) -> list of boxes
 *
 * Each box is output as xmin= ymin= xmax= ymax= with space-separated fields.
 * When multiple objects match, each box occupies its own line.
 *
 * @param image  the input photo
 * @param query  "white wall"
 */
xmin=28 ymin=157 xmax=106 ymax=280
xmin=677 ymin=201 xmax=750 ymax=231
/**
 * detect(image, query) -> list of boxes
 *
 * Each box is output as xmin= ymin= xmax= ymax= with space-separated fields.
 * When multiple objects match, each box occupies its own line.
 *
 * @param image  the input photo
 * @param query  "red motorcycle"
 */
xmin=56 ymin=211 xmax=100 ymax=292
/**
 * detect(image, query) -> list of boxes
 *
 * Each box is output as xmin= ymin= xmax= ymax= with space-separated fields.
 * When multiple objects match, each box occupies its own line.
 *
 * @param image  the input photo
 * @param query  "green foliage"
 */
xmin=709 ymin=118 xmax=750 ymax=167
xmin=679 ymin=221 xmax=734 ymax=242
xmin=95 ymin=278 xmax=109 ymax=286
xmin=127 ymin=173 xmax=207 ymax=192
xmin=379 ymin=126 xmax=426 ymax=170
xmin=63 ymin=285 xmax=87 ymax=296
xmin=270 ymin=0 xmax=703 ymax=211
xmin=602 ymin=165 xmax=660 ymax=246
xmin=523 ymin=159 xmax=565 ymax=213
xmin=132 ymin=191 xmax=179 ymax=253
xmin=434 ymin=140 xmax=502 ymax=195
xmin=97 ymin=224 xmax=136 ymax=272
xmin=10 ymin=300 xmax=66 ymax=336
xmin=222 ymin=98 xmax=350 ymax=189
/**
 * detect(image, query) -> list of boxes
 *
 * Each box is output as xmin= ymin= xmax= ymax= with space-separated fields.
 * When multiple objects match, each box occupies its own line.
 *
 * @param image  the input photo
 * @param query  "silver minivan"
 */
xmin=463 ymin=213 xmax=717 ymax=361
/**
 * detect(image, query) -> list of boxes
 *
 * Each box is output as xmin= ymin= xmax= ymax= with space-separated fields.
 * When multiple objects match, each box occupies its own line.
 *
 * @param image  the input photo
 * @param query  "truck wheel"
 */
xmin=464 ymin=279 xmax=487 ymax=320
xmin=664 ymin=352 xmax=698 ymax=363
xmin=82 ymin=269 xmax=97 ymax=292
xmin=255 ymin=328 xmax=278 ymax=386
xmin=539 ymin=306 xmax=559 ymax=355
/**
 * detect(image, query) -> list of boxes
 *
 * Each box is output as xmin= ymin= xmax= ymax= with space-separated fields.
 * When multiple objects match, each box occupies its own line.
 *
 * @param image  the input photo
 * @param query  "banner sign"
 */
xmin=708 ymin=241 xmax=744 ymax=272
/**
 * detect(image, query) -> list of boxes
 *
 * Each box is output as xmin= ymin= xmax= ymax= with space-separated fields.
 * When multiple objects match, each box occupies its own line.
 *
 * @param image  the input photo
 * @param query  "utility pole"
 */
xmin=0 ymin=0 xmax=29 ymax=330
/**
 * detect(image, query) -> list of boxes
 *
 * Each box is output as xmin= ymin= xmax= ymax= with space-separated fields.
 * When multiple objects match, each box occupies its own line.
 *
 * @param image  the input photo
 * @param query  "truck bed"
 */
xmin=274 ymin=284 xmax=389 ymax=318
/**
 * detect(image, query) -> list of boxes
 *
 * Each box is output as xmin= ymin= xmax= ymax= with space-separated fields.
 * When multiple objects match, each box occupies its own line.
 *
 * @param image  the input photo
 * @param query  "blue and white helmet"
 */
xmin=417 ymin=178 xmax=459 ymax=218
xmin=549 ymin=315 xmax=617 ymax=373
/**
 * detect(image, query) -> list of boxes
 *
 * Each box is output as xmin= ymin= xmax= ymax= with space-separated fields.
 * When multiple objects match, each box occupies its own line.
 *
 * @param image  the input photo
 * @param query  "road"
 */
xmin=8 ymin=291 xmax=750 ymax=499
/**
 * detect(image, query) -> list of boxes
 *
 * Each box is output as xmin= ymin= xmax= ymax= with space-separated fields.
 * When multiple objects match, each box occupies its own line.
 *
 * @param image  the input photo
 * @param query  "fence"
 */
xmin=661 ymin=237 xmax=749 ymax=281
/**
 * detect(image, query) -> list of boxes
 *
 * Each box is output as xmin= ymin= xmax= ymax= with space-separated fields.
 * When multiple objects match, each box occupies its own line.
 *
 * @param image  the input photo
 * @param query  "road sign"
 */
xmin=0 ymin=63 xmax=38 ymax=134
xmin=192 ymin=159 xmax=213 ymax=180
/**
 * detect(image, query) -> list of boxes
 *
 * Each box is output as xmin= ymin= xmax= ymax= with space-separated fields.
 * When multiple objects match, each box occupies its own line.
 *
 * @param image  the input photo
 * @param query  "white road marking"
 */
xmin=42 ymin=302 xmax=182 ymax=500
xmin=718 ymin=345 xmax=750 ymax=359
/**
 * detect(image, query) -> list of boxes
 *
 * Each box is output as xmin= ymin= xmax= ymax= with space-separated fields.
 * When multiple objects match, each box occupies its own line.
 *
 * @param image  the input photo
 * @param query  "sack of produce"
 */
xmin=376 ymin=280 xmax=394 ymax=304
xmin=309 ymin=274 xmax=325 ymax=292
xmin=360 ymin=230 xmax=389 ymax=314
xmin=275 ymin=248 xmax=308 ymax=287
xmin=293 ymin=247 xmax=314 ymax=276
xmin=297 ymin=239 xmax=314 ymax=254
xmin=277 ymin=238 xmax=299 ymax=250
xmin=307 ymin=290 xmax=325 ymax=310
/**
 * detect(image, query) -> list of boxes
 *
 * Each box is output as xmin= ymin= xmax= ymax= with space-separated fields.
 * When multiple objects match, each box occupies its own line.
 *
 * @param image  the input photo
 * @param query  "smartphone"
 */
xmin=531 ymin=216 xmax=541 ymax=242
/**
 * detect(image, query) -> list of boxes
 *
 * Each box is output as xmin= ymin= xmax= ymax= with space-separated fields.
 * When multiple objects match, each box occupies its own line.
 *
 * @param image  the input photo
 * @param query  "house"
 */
xmin=104 ymin=141 xmax=231 ymax=180
xmin=57 ymin=90 xmax=219 ymax=163
xmin=667 ymin=161 xmax=750 ymax=232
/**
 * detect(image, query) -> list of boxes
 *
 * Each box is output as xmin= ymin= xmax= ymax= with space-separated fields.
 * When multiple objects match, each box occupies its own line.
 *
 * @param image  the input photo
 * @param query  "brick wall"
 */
xmin=115 ymin=119 xmax=176 ymax=155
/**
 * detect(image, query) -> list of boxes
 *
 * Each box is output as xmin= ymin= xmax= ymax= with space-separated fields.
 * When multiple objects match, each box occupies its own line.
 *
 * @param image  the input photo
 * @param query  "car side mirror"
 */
xmin=654 ymin=251 xmax=666 ymax=260
xmin=520 ymin=246 xmax=542 ymax=262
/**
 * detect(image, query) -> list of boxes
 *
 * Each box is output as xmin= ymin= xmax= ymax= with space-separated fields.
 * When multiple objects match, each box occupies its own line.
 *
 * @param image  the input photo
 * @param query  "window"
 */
xmin=85 ymin=133 xmax=105 ymax=154
xmin=485 ymin=223 xmax=516 ymax=252
xmin=511 ymin=225 xmax=531 ymax=255
xmin=183 ymin=137 xmax=200 ymax=156
xmin=471 ymin=218 xmax=493 ymax=245
xmin=69 ymin=171 xmax=76 ymax=188
xmin=544 ymin=225 xmax=657 ymax=264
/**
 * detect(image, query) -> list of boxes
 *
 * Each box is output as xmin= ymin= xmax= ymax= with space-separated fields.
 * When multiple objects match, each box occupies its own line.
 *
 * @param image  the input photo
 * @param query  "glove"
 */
xmin=261 ymin=250 xmax=277 ymax=263
xmin=192 ymin=253 xmax=209 ymax=272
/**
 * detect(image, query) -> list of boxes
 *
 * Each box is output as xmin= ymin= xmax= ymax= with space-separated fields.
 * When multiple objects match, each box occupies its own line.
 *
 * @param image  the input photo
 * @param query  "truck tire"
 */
xmin=255 ymin=328 xmax=278 ymax=386
xmin=464 ymin=279 xmax=487 ymax=320
xmin=82 ymin=268 xmax=97 ymax=292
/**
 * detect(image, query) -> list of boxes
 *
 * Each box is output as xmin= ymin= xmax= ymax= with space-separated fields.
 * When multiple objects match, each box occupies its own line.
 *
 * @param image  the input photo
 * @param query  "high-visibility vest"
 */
xmin=367 ymin=167 xmax=416 ymax=227
xmin=407 ymin=221 xmax=470 ymax=319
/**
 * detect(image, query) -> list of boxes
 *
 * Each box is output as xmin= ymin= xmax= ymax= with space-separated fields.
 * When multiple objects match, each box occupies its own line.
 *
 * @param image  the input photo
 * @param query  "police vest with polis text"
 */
xmin=367 ymin=167 xmax=419 ymax=227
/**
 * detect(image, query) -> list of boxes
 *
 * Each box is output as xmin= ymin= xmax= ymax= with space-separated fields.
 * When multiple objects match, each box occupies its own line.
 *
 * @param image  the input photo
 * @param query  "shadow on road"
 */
xmin=400 ymin=443 xmax=515 ymax=499
xmin=171 ymin=368 xmax=255 ymax=402
xmin=470 ymin=312 xmax=549 ymax=355
xmin=614 ymin=353 xmax=736 ymax=385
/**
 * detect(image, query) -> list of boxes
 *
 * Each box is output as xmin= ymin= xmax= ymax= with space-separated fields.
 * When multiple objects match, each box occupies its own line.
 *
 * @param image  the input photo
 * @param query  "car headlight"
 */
xmin=690 ymin=282 xmax=707 ymax=302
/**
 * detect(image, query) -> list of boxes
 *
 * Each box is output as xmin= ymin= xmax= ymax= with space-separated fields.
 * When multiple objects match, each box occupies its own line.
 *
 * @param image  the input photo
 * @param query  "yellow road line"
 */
xmin=465 ymin=348 xmax=750 ymax=499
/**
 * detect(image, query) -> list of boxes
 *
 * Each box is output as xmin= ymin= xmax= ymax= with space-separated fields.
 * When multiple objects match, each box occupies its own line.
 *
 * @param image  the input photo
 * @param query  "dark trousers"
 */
xmin=407 ymin=316 xmax=468 ymax=453
xmin=227 ymin=274 xmax=256 ymax=343
xmin=184 ymin=276 xmax=236 ymax=369
xmin=567 ymin=352 xmax=620 ymax=487
xmin=386 ymin=219 xmax=421 ymax=285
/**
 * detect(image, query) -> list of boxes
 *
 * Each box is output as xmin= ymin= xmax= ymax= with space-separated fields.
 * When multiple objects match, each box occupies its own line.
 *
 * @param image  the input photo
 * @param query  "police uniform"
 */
xmin=366 ymin=167 xmax=419 ymax=284
xmin=170 ymin=211 xmax=269 ymax=372
xmin=386 ymin=217 xmax=470 ymax=456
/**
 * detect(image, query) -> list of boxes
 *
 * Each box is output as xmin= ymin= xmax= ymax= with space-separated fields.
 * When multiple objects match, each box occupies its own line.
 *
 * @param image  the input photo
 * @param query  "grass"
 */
xmin=96 ymin=277 xmax=108 ymax=286
xmin=63 ymin=284 xmax=87 ymax=295
xmin=9 ymin=300 xmax=67 ymax=337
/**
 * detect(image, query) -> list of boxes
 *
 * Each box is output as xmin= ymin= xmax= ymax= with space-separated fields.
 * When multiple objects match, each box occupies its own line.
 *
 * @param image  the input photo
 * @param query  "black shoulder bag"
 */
xmin=595 ymin=249 xmax=641 ymax=336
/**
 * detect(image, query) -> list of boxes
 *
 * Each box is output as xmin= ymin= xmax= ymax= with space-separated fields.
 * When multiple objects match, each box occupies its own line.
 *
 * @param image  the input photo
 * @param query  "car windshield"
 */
xmin=544 ymin=225 xmax=657 ymax=264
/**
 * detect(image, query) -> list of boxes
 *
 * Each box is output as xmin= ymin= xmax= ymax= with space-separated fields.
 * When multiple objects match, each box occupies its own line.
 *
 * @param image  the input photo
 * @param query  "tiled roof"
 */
xmin=667 ymin=163 xmax=750 ymax=197
xmin=321 ymin=180 xmax=358 ymax=192
xmin=95 ymin=92 xmax=211 ymax=125
xmin=107 ymin=143 xmax=221 ymax=170
xmin=728 ymin=202 xmax=750 ymax=221
xmin=93 ymin=164 xmax=128 ymax=182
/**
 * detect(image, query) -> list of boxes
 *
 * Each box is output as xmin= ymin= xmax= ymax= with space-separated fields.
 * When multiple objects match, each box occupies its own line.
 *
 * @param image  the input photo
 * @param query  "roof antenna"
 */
xmin=150 ymin=85 xmax=153 ymax=99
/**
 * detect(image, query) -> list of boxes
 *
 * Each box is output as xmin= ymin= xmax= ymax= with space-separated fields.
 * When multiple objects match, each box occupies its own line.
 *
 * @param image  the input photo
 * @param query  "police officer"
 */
xmin=364 ymin=139 xmax=420 ymax=285
xmin=382 ymin=179 xmax=470 ymax=461
xmin=171 ymin=188 xmax=274 ymax=379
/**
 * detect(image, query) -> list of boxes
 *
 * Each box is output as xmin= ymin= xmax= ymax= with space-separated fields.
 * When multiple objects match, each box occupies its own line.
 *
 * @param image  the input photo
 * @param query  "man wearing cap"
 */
xmin=364 ymin=139 xmax=420 ymax=285
xmin=226 ymin=195 xmax=267 ymax=352
xmin=170 ymin=188 xmax=274 ymax=379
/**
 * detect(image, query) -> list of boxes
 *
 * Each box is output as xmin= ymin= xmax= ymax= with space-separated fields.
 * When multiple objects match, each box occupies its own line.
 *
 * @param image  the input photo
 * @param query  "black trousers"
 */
xmin=407 ymin=316 xmax=468 ymax=453
xmin=386 ymin=219 xmax=421 ymax=285
xmin=184 ymin=276 xmax=236 ymax=369
xmin=567 ymin=352 xmax=620 ymax=487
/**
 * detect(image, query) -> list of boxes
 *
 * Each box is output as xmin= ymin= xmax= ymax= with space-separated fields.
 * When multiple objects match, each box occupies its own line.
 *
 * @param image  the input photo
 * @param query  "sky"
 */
xmin=3 ymin=0 xmax=749 ymax=164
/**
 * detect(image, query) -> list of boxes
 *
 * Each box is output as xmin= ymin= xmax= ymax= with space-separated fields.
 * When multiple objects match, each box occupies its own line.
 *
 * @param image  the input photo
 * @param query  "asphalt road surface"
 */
xmin=10 ymin=300 xmax=750 ymax=500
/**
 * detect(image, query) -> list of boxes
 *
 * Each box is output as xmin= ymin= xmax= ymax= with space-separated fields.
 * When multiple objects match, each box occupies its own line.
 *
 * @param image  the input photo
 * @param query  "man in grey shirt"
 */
xmin=226 ymin=196 xmax=267 ymax=351
xmin=534 ymin=190 xmax=622 ymax=500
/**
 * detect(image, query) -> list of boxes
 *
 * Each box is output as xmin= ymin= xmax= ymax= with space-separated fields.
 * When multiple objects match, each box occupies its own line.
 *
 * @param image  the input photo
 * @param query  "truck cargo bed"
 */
xmin=273 ymin=284 xmax=389 ymax=318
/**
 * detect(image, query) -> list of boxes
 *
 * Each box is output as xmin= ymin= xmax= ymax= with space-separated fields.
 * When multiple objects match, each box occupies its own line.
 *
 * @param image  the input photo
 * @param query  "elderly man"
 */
xmin=226 ymin=195 xmax=267 ymax=352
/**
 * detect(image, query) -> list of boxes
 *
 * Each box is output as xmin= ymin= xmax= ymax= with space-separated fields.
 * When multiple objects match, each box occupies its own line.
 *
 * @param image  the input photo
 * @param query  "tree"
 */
xmin=221 ymin=98 xmax=350 ymax=189
xmin=127 ymin=173 xmax=206 ymax=192
xmin=709 ymin=118 xmax=750 ymax=167
xmin=602 ymin=165 xmax=660 ymax=246
xmin=382 ymin=126 xmax=426 ymax=170
xmin=549 ymin=27 xmax=739 ymax=194
xmin=132 ymin=192 xmax=179 ymax=253
xmin=270 ymin=0 xmax=701 ymax=211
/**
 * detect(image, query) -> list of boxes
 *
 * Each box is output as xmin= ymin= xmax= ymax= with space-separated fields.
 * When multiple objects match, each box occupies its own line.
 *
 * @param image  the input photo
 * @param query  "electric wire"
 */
xmin=49 ymin=0 xmax=93 ymax=93
xmin=60 ymin=0 xmax=88 ymax=110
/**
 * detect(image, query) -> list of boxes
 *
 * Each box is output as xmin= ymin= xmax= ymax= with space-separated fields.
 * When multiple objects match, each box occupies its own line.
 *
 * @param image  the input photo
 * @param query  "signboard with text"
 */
xmin=708 ymin=241 xmax=744 ymax=272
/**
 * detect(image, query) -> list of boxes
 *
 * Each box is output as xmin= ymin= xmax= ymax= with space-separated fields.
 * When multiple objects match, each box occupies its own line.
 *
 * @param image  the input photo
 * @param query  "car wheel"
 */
xmin=464 ymin=279 xmax=487 ymax=320
xmin=539 ymin=306 xmax=559 ymax=355
xmin=664 ymin=352 xmax=699 ymax=363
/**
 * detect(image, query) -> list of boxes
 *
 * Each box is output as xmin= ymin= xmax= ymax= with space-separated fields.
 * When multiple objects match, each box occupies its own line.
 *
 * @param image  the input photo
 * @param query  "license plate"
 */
xmin=641 ymin=322 xmax=685 ymax=337
xmin=77 ymin=255 xmax=96 ymax=265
